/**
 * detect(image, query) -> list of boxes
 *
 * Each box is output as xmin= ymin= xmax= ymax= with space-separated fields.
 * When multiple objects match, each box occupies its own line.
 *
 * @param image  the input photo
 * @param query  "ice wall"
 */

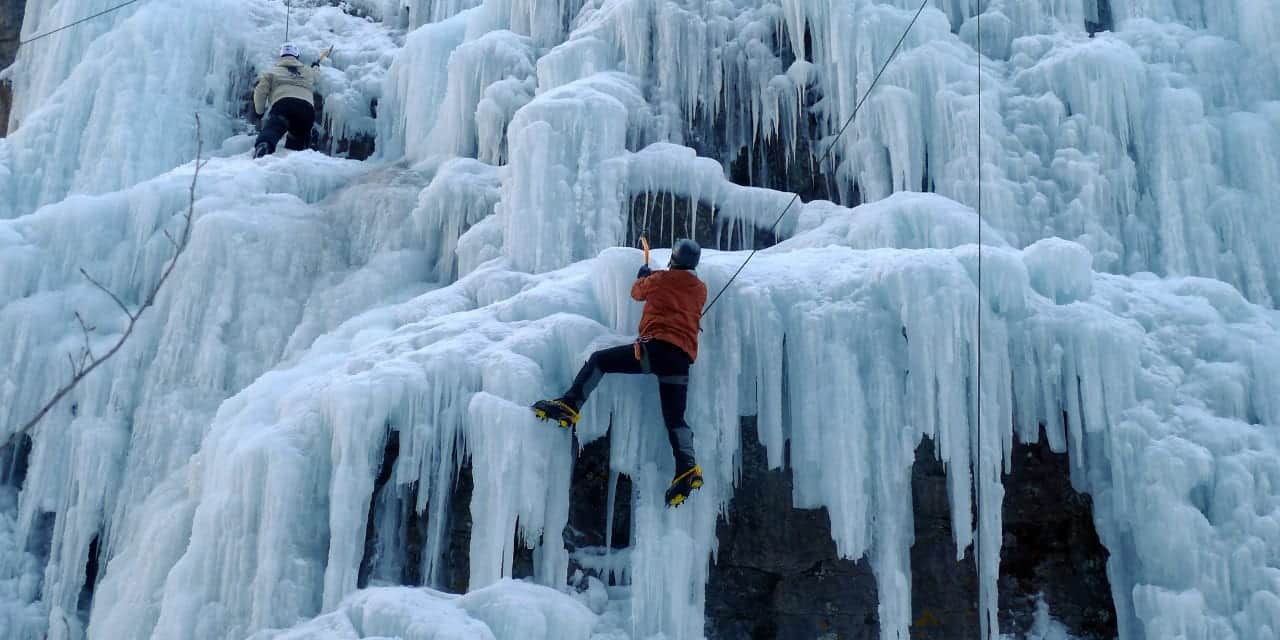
xmin=378 ymin=0 xmax=1280 ymax=298
xmin=46 ymin=193 xmax=1280 ymax=640
xmin=248 ymin=580 xmax=600 ymax=640
xmin=2 ymin=1 xmax=1279 ymax=640
xmin=1 ymin=0 xmax=395 ymax=219
xmin=0 ymin=151 xmax=436 ymax=640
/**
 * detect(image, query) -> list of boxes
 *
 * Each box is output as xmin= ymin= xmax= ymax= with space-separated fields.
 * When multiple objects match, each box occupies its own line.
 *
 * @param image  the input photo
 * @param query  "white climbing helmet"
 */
xmin=279 ymin=42 xmax=301 ymax=58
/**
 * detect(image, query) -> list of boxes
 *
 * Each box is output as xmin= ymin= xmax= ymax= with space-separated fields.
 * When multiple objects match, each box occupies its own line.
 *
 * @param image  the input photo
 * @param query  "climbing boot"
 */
xmin=665 ymin=465 xmax=703 ymax=507
xmin=531 ymin=398 xmax=580 ymax=429
xmin=254 ymin=142 xmax=271 ymax=158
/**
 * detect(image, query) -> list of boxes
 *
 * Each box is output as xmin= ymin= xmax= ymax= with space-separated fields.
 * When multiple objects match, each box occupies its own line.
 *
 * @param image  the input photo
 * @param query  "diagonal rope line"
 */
xmin=976 ymin=4 xmax=988 ymax=638
xmin=701 ymin=0 xmax=932 ymax=317
xmin=18 ymin=0 xmax=146 ymax=47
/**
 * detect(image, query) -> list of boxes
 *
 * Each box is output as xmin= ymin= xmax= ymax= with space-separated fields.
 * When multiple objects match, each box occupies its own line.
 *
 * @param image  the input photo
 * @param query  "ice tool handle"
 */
xmin=313 ymin=45 xmax=335 ymax=68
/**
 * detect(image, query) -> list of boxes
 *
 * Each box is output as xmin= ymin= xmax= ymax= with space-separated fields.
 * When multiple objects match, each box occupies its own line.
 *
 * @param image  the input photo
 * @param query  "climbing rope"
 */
xmin=18 ymin=0 xmax=296 ymax=48
xmin=976 ymin=5 xmax=988 ymax=639
xmin=17 ymin=0 xmax=147 ymax=47
xmin=701 ymin=0 xmax=932 ymax=317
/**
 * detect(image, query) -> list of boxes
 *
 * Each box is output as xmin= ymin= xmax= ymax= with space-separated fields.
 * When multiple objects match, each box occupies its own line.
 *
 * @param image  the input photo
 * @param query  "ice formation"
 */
xmin=2 ymin=1 xmax=1279 ymax=640
xmin=246 ymin=580 xmax=600 ymax=640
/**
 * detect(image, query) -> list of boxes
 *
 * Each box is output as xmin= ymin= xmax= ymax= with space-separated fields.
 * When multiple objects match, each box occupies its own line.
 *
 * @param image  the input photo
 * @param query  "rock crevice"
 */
xmin=0 ymin=0 xmax=25 ymax=136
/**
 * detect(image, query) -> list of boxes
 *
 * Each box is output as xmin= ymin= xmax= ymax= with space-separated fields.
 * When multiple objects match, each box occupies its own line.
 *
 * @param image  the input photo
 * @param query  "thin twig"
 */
xmin=5 ymin=115 xmax=204 ymax=448
xmin=80 ymin=268 xmax=134 ymax=320
xmin=74 ymin=311 xmax=95 ymax=369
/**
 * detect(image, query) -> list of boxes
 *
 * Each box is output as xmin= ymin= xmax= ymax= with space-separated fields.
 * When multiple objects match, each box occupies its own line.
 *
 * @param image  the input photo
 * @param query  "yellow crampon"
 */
xmin=532 ymin=400 xmax=579 ymax=429
xmin=666 ymin=465 xmax=703 ymax=507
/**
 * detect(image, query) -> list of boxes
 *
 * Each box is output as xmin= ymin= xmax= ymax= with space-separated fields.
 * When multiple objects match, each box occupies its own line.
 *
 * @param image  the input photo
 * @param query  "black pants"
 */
xmin=565 ymin=340 xmax=696 ymax=474
xmin=256 ymin=97 xmax=315 ymax=153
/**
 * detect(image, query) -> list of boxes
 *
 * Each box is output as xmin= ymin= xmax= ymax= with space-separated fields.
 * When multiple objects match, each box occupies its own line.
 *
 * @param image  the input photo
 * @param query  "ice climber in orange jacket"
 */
xmin=533 ymin=239 xmax=708 ymax=507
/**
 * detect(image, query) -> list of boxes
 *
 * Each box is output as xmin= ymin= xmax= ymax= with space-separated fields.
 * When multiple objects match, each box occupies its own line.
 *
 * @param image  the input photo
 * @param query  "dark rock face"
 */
xmin=1087 ymin=0 xmax=1114 ymax=35
xmin=1000 ymin=434 xmax=1117 ymax=637
xmin=706 ymin=418 xmax=879 ymax=640
xmin=627 ymin=192 xmax=777 ymax=253
xmin=910 ymin=440 xmax=981 ymax=639
xmin=358 ymin=427 xmax=474 ymax=593
xmin=0 ymin=0 xmax=24 ymax=136
xmin=353 ymin=412 xmax=1116 ymax=638
xmin=724 ymin=116 xmax=834 ymax=206
xmin=566 ymin=435 xmax=632 ymax=554
xmin=313 ymin=92 xmax=376 ymax=160
xmin=0 ymin=431 xmax=32 ymax=488
xmin=700 ymin=419 xmax=1117 ymax=639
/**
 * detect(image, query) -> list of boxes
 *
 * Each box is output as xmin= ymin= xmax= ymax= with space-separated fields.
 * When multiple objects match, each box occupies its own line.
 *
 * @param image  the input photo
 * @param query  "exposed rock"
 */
xmin=701 ymin=418 xmax=1117 ymax=639
xmin=0 ymin=431 xmax=31 ymax=489
xmin=626 ymin=191 xmax=776 ymax=253
xmin=1088 ymin=0 xmax=1115 ymax=36
xmin=566 ymin=434 xmax=632 ymax=554
xmin=357 ymin=427 xmax=473 ymax=593
xmin=725 ymin=118 xmax=833 ymax=206
xmin=911 ymin=439 xmax=981 ymax=639
xmin=0 ymin=0 xmax=25 ymax=136
xmin=999 ymin=432 xmax=1117 ymax=637
xmin=313 ymin=92 xmax=377 ymax=160
xmin=706 ymin=418 xmax=878 ymax=640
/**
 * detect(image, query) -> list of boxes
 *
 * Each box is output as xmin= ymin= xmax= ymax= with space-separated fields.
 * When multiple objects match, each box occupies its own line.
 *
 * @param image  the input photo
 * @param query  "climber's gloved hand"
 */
xmin=637 ymin=265 xmax=652 ymax=279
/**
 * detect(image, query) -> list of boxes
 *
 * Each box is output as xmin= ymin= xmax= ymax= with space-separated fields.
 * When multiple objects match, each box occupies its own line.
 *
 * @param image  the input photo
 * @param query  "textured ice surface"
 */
xmin=2 ymin=1 xmax=1279 ymax=640
xmin=246 ymin=580 xmax=600 ymax=640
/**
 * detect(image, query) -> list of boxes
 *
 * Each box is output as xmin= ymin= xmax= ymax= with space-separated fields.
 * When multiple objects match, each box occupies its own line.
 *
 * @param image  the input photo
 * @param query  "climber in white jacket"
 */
xmin=252 ymin=43 xmax=321 ymax=158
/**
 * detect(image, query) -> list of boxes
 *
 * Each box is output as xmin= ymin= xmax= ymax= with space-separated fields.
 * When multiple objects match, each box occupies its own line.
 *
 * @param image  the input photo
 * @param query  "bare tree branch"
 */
xmin=74 ymin=311 xmax=95 ymax=369
xmin=4 ymin=115 xmax=204 ymax=450
xmin=80 ymin=267 xmax=134 ymax=320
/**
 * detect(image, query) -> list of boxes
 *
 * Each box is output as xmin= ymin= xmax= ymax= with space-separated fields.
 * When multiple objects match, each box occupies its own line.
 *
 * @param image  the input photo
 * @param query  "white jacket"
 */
xmin=253 ymin=57 xmax=316 ymax=115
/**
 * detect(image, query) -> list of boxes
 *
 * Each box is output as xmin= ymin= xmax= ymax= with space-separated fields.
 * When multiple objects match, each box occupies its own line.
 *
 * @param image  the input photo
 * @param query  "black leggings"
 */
xmin=256 ymin=97 xmax=315 ymax=153
xmin=565 ymin=340 xmax=696 ymax=474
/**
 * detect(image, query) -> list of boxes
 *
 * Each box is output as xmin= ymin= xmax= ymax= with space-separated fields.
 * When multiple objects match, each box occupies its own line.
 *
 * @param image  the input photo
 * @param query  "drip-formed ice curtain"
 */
xmin=2 ymin=1 xmax=1279 ymax=639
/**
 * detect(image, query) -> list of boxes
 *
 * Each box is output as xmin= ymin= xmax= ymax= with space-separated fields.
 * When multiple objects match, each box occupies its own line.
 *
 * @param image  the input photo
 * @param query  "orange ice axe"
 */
xmin=635 ymin=236 xmax=651 ymax=362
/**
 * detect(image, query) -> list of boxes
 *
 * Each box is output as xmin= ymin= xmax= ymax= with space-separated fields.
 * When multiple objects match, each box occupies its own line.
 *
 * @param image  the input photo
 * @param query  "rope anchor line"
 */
xmin=19 ymin=0 xmax=297 ymax=48
xmin=700 ymin=0 xmax=932 ymax=318
xmin=18 ymin=0 xmax=146 ymax=47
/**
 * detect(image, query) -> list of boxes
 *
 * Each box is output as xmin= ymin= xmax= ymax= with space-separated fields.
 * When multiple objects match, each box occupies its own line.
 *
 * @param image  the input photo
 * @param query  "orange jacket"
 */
xmin=631 ymin=269 xmax=708 ymax=361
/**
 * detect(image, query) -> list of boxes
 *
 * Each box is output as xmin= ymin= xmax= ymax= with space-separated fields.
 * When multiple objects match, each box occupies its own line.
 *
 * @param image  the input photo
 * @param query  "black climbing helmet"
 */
xmin=669 ymin=238 xmax=701 ymax=269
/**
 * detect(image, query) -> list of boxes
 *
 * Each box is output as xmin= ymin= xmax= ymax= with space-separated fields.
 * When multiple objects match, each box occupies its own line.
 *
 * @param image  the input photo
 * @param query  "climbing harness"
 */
xmin=700 ymin=0 xmax=932 ymax=318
